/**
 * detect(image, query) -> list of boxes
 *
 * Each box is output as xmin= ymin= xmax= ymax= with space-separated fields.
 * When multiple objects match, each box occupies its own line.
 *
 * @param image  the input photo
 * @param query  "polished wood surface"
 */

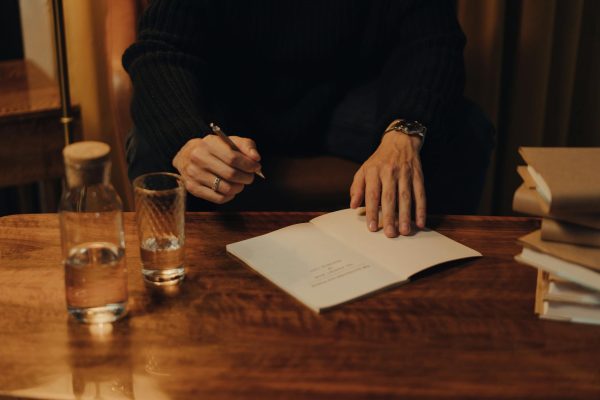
xmin=0 ymin=60 xmax=81 ymax=188
xmin=0 ymin=60 xmax=60 ymax=118
xmin=0 ymin=213 xmax=599 ymax=399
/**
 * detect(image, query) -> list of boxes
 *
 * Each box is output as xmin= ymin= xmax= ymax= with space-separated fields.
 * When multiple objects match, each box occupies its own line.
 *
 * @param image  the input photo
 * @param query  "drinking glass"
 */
xmin=133 ymin=172 xmax=186 ymax=285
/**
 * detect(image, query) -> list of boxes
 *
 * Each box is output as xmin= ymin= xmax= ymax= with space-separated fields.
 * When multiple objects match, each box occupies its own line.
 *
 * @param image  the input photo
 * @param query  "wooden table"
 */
xmin=0 ymin=60 xmax=81 ymax=212
xmin=0 ymin=213 xmax=599 ymax=399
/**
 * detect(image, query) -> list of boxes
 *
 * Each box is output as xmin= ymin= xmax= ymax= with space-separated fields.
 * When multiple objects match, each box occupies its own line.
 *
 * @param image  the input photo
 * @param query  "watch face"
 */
xmin=385 ymin=120 xmax=426 ymax=138
xmin=403 ymin=120 xmax=423 ymax=134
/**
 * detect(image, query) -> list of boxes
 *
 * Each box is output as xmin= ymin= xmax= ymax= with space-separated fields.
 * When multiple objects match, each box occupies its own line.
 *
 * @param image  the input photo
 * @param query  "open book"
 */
xmin=226 ymin=209 xmax=481 ymax=312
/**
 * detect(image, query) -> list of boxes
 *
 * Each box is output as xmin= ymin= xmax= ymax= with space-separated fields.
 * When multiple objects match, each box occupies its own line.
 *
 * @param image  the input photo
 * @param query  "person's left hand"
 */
xmin=350 ymin=128 xmax=426 ymax=238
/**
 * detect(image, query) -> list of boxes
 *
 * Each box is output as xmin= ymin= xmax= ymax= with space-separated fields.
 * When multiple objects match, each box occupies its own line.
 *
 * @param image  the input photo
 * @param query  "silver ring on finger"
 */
xmin=212 ymin=176 xmax=222 ymax=192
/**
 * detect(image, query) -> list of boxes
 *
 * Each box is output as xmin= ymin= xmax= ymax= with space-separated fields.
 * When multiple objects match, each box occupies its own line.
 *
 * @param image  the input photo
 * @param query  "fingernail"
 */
xmin=401 ymin=223 xmax=409 ymax=234
xmin=385 ymin=225 xmax=396 ymax=237
xmin=368 ymin=221 xmax=377 ymax=231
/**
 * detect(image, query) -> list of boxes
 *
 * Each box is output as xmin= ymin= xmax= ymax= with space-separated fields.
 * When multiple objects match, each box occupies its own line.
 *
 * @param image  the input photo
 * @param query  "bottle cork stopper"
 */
xmin=63 ymin=141 xmax=111 ymax=187
xmin=63 ymin=141 xmax=111 ymax=166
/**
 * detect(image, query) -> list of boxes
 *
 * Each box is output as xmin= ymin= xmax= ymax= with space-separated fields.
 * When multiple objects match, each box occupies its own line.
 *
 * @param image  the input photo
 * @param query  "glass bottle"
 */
xmin=59 ymin=141 xmax=128 ymax=323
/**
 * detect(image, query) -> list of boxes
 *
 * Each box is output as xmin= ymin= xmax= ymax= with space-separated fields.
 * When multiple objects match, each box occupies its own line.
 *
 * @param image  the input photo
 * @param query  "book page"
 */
xmin=310 ymin=209 xmax=481 ymax=280
xmin=547 ymin=280 xmax=600 ymax=305
xmin=226 ymin=223 xmax=400 ymax=312
xmin=515 ymin=248 xmax=600 ymax=292
xmin=518 ymin=230 xmax=600 ymax=270
xmin=527 ymin=165 xmax=552 ymax=204
xmin=543 ymin=301 xmax=600 ymax=325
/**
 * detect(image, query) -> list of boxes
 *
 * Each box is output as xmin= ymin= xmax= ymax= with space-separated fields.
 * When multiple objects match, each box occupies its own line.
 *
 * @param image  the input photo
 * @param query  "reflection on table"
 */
xmin=1 ymin=213 xmax=600 ymax=399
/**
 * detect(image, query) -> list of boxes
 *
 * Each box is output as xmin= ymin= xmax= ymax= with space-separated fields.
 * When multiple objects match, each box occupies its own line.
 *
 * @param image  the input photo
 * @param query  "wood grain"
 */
xmin=0 ymin=60 xmax=60 ymax=119
xmin=0 ymin=213 xmax=599 ymax=399
xmin=0 ymin=60 xmax=81 ymax=188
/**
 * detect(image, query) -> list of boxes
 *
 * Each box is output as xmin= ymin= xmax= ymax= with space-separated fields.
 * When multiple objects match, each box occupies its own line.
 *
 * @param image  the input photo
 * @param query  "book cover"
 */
xmin=515 ymin=230 xmax=600 ymax=292
xmin=513 ymin=181 xmax=600 ymax=230
xmin=541 ymin=218 xmax=600 ymax=248
xmin=519 ymin=147 xmax=600 ymax=213
xmin=518 ymin=230 xmax=600 ymax=271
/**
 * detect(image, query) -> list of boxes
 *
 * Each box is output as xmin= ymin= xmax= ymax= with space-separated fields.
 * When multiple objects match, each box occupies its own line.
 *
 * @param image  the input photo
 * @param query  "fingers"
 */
xmin=173 ymin=137 xmax=250 ymax=204
xmin=205 ymin=135 xmax=260 ymax=174
xmin=190 ymin=144 xmax=254 ymax=185
xmin=183 ymin=178 xmax=235 ymax=205
xmin=350 ymin=168 xmax=365 ymax=209
xmin=412 ymin=160 xmax=427 ymax=229
xmin=365 ymin=167 xmax=381 ymax=232
xmin=398 ymin=162 xmax=412 ymax=236
xmin=181 ymin=161 xmax=244 ymax=202
xmin=230 ymin=136 xmax=261 ymax=162
xmin=352 ymin=129 xmax=427 ymax=236
xmin=206 ymin=153 xmax=255 ymax=184
xmin=185 ymin=164 xmax=244 ymax=196
xmin=381 ymin=166 xmax=398 ymax=238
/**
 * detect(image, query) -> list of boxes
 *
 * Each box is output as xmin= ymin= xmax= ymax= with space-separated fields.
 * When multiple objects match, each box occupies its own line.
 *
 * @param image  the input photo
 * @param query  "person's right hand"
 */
xmin=173 ymin=135 xmax=262 ymax=204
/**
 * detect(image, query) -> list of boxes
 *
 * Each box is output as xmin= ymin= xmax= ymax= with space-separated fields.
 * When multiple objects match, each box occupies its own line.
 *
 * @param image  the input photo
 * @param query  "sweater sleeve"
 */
xmin=122 ymin=0 xmax=210 ymax=167
xmin=375 ymin=0 xmax=466 ymax=142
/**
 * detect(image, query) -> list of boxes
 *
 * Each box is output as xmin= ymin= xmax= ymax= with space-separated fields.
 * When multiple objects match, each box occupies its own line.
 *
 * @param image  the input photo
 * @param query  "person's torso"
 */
xmin=195 ymin=0 xmax=397 ymax=153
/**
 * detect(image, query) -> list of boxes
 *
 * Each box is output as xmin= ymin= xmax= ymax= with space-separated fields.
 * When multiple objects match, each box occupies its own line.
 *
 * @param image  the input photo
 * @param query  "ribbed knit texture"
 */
xmin=123 ymin=0 xmax=465 ymax=166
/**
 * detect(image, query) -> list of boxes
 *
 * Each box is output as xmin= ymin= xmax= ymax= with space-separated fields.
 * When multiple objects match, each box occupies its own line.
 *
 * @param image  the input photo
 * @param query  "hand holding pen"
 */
xmin=210 ymin=123 xmax=265 ymax=179
xmin=172 ymin=123 xmax=264 ymax=204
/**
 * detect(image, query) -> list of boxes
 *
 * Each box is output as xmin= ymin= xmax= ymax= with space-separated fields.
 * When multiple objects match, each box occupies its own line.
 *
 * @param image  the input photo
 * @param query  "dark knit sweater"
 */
xmin=123 ymin=0 xmax=465 ymax=166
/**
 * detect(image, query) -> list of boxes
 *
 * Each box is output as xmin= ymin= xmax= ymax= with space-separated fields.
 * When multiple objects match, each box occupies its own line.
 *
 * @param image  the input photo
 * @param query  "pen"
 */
xmin=209 ymin=123 xmax=266 ymax=179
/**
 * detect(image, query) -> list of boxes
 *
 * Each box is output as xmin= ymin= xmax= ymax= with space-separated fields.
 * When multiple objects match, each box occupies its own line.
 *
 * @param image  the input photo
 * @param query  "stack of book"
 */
xmin=513 ymin=147 xmax=600 ymax=325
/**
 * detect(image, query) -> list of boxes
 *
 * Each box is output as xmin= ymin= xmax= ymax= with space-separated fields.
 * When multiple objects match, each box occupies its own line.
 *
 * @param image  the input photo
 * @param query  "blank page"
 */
xmin=310 ymin=209 xmax=482 ymax=279
xmin=227 ymin=223 xmax=400 ymax=312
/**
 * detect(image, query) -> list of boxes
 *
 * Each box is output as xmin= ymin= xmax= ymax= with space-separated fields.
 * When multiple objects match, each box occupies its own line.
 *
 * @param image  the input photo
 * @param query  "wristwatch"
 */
xmin=384 ymin=119 xmax=427 ymax=143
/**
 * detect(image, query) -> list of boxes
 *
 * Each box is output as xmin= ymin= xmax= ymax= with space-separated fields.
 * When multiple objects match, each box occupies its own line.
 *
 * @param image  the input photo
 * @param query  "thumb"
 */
xmin=230 ymin=136 xmax=261 ymax=162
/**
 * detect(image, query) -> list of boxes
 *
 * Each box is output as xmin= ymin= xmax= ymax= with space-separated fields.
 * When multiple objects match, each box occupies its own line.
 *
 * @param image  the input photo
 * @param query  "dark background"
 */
xmin=0 ymin=0 xmax=24 ymax=61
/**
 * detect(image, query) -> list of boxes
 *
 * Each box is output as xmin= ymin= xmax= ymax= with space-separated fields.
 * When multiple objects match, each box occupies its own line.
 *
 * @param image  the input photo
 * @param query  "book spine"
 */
xmin=534 ymin=269 xmax=547 ymax=315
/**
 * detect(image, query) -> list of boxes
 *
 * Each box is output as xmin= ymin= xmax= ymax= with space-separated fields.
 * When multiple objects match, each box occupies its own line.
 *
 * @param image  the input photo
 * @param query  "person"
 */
xmin=123 ymin=0 xmax=494 ymax=238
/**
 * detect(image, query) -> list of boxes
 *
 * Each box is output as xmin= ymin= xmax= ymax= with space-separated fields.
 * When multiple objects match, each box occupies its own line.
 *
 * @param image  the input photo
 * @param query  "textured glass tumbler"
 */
xmin=133 ymin=173 xmax=186 ymax=285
